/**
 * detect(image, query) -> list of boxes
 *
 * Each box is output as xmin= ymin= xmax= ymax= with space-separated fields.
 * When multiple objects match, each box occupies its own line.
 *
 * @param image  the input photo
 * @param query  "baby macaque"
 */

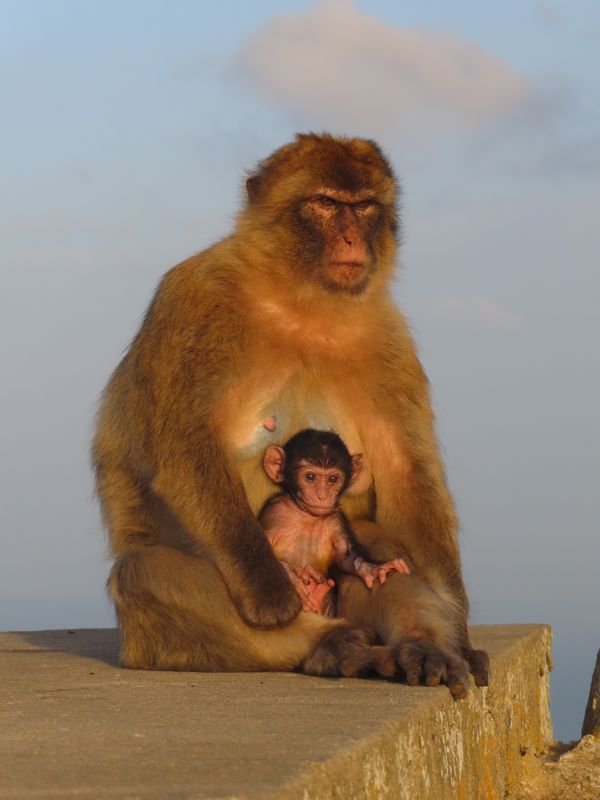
xmin=259 ymin=429 xmax=410 ymax=615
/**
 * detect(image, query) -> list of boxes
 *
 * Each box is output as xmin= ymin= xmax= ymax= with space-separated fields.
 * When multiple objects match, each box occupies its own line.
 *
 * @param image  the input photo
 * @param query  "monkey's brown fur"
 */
xmin=93 ymin=133 xmax=488 ymax=692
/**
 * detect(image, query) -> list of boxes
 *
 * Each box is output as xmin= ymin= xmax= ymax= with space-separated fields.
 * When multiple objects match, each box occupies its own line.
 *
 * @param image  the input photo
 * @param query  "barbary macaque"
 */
xmin=260 ymin=429 xmax=410 ymax=615
xmin=93 ymin=133 xmax=489 ymax=693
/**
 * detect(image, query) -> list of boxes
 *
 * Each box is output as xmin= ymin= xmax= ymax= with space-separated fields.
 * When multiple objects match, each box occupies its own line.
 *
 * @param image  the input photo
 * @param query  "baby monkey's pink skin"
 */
xmin=260 ymin=442 xmax=411 ymax=615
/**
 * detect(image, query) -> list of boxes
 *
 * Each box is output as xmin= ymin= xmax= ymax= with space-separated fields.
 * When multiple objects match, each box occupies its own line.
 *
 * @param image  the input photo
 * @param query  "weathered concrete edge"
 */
xmin=271 ymin=625 xmax=553 ymax=800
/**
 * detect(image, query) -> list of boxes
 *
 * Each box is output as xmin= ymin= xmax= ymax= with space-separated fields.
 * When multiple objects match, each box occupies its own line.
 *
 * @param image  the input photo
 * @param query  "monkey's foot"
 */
xmin=340 ymin=645 xmax=396 ymax=678
xmin=465 ymin=647 xmax=490 ymax=687
xmin=394 ymin=640 xmax=471 ymax=699
xmin=301 ymin=625 xmax=394 ymax=678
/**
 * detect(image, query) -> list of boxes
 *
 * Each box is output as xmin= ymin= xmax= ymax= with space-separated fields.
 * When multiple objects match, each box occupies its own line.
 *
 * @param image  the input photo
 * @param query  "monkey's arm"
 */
xmin=371 ymin=348 xmax=467 ymax=588
xmin=123 ymin=264 xmax=302 ymax=628
xmin=365 ymin=314 xmax=474 ymax=648
xmin=333 ymin=536 xmax=409 ymax=589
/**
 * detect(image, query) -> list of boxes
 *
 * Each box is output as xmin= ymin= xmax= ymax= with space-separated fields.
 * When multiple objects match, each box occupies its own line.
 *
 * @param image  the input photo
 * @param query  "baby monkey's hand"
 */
xmin=353 ymin=557 xmax=411 ymax=589
xmin=288 ymin=565 xmax=335 ymax=614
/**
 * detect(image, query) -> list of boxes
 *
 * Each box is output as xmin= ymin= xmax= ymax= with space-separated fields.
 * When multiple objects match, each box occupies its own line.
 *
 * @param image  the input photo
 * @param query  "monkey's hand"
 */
xmin=294 ymin=565 xmax=330 ymax=586
xmin=234 ymin=557 xmax=303 ymax=628
xmin=292 ymin=566 xmax=335 ymax=614
xmin=354 ymin=557 xmax=411 ymax=589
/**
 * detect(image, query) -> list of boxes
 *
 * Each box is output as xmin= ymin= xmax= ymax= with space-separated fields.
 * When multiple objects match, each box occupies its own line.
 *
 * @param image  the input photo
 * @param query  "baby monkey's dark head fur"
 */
xmin=282 ymin=429 xmax=353 ymax=494
xmin=263 ymin=429 xmax=359 ymax=516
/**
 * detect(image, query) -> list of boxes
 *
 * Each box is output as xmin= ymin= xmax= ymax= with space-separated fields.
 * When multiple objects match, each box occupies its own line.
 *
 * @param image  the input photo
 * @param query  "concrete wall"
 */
xmin=1 ymin=624 xmax=552 ymax=799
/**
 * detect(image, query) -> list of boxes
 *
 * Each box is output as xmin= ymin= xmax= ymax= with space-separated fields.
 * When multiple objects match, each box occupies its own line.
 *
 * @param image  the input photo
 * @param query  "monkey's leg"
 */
xmin=109 ymin=546 xmax=395 ymax=677
xmin=343 ymin=519 xmax=475 ymax=696
xmin=337 ymin=572 xmax=471 ymax=698
xmin=94 ymin=457 xmax=157 ymax=553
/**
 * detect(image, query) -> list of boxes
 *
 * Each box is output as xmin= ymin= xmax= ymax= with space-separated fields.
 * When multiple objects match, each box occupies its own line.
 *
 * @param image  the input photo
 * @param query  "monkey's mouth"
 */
xmin=297 ymin=499 xmax=337 ymax=517
xmin=328 ymin=261 xmax=367 ymax=284
xmin=330 ymin=260 xmax=365 ymax=268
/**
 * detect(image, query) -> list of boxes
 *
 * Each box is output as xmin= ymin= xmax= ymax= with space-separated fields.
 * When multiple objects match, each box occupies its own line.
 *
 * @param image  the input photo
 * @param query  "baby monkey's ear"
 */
xmin=263 ymin=445 xmax=286 ymax=483
xmin=350 ymin=453 xmax=364 ymax=486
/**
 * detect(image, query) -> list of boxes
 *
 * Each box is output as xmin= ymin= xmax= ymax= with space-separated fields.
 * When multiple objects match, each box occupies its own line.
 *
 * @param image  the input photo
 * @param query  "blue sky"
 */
xmin=1 ymin=0 xmax=599 ymax=741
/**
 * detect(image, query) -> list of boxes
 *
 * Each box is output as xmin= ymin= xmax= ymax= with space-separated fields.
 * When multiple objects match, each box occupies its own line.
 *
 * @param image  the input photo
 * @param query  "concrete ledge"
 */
xmin=1 ymin=624 xmax=552 ymax=800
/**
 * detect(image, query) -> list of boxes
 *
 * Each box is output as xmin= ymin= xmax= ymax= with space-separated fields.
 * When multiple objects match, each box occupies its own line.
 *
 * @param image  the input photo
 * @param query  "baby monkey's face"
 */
xmin=294 ymin=459 xmax=347 ymax=516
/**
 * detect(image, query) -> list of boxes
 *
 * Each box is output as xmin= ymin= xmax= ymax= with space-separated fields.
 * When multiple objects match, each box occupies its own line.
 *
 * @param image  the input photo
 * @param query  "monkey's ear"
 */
xmin=264 ymin=445 xmax=286 ymax=483
xmin=349 ymin=453 xmax=363 ymax=486
xmin=246 ymin=175 xmax=262 ymax=204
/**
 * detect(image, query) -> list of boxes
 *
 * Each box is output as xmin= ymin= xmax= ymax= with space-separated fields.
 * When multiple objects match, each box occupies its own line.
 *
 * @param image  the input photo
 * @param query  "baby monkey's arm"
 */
xmin=333 ymin=531 xmax=411 ymax=589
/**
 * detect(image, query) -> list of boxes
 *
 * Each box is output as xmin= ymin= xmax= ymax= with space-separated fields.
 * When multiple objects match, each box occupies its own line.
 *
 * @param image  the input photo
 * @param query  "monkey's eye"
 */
xmin=304 ymin=472 xmax=316 ymax=482
xmin=328 ymin=475 xmax=339 ymax=484
xmin=313 ymin=195 xmax=338 ymax=207
xmin=354 ymin=200 xmax=376 ymax=213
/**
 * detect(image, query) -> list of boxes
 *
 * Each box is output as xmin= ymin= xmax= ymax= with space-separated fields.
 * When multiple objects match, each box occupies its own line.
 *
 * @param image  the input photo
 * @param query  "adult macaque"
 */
xmin=93 ymin=133 xmax=488 ymax=694
xmin=260 ymin=429 xmax=410 ymax=615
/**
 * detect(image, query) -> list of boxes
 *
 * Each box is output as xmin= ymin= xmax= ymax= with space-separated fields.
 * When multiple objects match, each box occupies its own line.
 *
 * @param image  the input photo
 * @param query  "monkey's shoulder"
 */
xmin=152 ymin=247 xmax=244 ymax=315
xmin=257 ymin=491 xmax=287 ymax=523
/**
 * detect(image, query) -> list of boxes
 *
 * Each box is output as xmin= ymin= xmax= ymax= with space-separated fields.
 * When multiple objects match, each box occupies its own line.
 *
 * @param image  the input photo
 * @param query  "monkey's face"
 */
xmin=292 ymin=460 xmax=346 ymax=516
xmin=293 ymin=192 xmax=387 ymax=295
xmin=245 ymin=134 xmax=398 ymax=296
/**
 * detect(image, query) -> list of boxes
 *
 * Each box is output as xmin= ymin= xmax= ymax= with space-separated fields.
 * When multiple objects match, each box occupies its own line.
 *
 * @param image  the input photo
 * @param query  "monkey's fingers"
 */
xmin=305 ymin=565 xmax=327 ymax=584
xmin=293 ymin=567 xmax=311 ymax=585
xmin=393 ymin=558 xmax=411 ymax=575
xmin=445 ymin=656 xmax=470 ymax=699
xmin=292 ymin=578 xmax=317 ymax=611
xmin=295 ymin=565 xmax=326 ymax=585
xmin=423 ymin=650 xmax=447 ymax=687
xmin=465 ymin=648 xmax=490 ymax=687
xmin=375 ymin=564 xmax=394 ymax=584
xmin=395 ymin=641 xmax=471 ymax=698
xmin=395 ymin=641 xmax=425 ymax=686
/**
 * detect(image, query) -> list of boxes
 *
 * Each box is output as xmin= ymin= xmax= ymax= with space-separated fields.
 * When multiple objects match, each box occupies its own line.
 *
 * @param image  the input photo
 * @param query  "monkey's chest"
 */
xmin=218 ymin=363 xmax=374 ymax=514
xmin=268 ymin=519 xmax=339 ymax=574
xmin=221 ymin=371 xmax=363 ymax=459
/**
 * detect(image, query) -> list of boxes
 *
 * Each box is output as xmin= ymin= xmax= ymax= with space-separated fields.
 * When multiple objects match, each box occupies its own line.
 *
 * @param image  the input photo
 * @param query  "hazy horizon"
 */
xmin=2 ymin=0 xmax=599 ymax=741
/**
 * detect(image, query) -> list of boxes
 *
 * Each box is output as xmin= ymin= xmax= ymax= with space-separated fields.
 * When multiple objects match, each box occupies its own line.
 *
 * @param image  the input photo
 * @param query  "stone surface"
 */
xmin=1 ymin=624 xmax=552 ymax=800
xmin=581 ymin=647 xmax=600 ymax=738
xmin=507 ymin=736 xmax=600 ymax=800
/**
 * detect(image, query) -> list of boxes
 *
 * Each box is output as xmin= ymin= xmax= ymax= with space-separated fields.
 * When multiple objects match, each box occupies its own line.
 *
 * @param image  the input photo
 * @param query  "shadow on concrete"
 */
xmin=11 ymin=628 xmax=120 ymax=667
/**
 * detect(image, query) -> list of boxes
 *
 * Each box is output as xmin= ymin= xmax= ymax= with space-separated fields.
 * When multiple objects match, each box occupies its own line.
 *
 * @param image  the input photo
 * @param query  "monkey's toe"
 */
xmin=395 ymin=640 xmax=428 ymax=685
xmin=423 ymin=650 xmax=447 ymax=686
xmin=465 ymin=648 xmax=490 ymax=687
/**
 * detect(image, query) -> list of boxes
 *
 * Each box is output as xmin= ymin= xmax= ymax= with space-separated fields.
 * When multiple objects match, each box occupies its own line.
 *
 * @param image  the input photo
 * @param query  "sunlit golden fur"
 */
xmin=93 ymin=133 xmax=488 ymax=690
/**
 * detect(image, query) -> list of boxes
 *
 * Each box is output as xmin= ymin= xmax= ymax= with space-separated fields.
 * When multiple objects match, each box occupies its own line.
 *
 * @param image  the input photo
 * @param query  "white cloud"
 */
xmin=235 ymin=0 xmax=530 ymax=137
xmin=428 ymin=293 xmax=524 ymax=332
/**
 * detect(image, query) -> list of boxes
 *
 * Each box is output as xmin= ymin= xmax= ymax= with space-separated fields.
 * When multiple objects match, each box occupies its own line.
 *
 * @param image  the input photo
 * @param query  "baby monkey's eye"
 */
xmin=328 ymin=475 xmax=339 ymax=484
xmin=304 ymin=472 xmax=316 ymax=482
